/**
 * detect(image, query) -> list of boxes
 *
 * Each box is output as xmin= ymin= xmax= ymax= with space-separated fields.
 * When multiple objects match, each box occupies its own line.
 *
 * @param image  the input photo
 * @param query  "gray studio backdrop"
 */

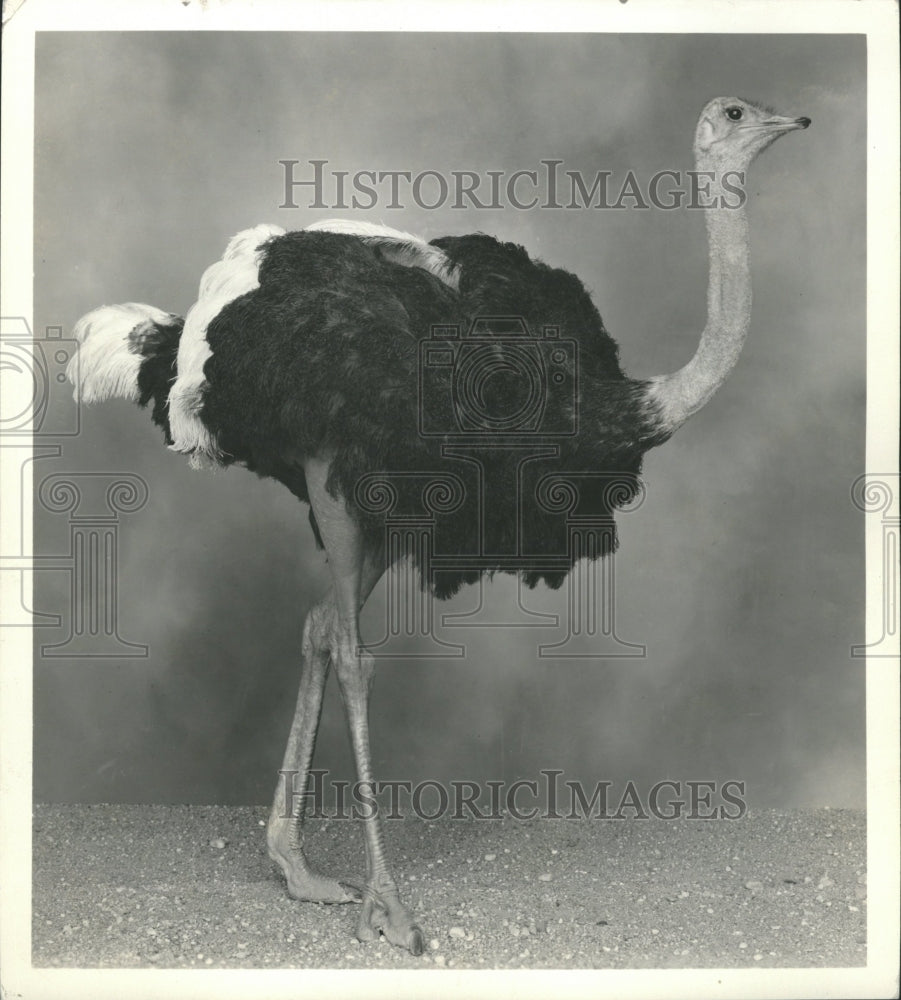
xmin=32 ymin=32 xmax=865 ymax=808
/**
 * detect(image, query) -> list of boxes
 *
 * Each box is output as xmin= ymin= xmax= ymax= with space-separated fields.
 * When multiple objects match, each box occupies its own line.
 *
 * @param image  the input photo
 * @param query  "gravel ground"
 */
xmin=32 ymin=805 xmax=866 ymax=969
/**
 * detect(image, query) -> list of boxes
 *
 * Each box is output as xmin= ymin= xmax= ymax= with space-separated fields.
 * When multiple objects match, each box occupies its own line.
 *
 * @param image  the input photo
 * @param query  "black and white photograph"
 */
xmin=1 ymin=2 xmax=898 ymax=998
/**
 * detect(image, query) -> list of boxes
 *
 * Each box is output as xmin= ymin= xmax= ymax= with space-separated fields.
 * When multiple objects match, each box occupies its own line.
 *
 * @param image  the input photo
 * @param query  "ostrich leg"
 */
xmin=266 ymin=588 xmax=359 ymax=903
xmin=305 ymin=457 xmax=425 ymax=955
xmin=267 ymin=510 xmax=384 ymax=904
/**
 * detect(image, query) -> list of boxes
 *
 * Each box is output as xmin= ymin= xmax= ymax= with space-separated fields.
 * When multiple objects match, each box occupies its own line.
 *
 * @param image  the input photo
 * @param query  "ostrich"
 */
xmin=68 ymin=98 xmax=808 ymax=955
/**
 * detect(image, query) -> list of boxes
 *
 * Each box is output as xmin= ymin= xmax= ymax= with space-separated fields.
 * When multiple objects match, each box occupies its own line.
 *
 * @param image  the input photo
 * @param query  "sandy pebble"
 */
xmin=32 ymin=804 xmax=868 ymax=970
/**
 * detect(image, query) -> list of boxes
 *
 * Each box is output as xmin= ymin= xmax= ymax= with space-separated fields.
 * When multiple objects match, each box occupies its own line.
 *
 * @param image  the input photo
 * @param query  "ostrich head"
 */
xmin=694 ymin=97 xmax=810 ymax=168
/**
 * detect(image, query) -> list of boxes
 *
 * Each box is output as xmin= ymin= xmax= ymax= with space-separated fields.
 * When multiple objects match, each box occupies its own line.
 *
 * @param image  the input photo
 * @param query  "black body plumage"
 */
xmin=138 ymin=231 xmax=666 ymax=598
xmin=130 ymin=317 xmax=183 ymax=443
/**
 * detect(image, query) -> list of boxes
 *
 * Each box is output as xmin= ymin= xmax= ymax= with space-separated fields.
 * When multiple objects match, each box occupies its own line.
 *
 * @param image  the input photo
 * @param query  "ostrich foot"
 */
xmin=272 ymin=852 xmax=360 ymax=904
xmin=267 ymin=822 xmax=360 ymax=904
xmin=356 ymin=886 xmax=424 ymax=955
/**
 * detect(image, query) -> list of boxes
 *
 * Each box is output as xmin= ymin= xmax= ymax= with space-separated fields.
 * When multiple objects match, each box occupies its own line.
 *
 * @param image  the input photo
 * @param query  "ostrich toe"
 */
xmin=356 ymin=887 xmax=424 ymax=955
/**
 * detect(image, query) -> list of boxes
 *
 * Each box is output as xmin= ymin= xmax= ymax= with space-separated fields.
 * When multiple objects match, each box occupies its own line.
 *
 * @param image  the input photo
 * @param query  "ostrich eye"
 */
xmin=725 ymin=106 xmax=743 ymax=121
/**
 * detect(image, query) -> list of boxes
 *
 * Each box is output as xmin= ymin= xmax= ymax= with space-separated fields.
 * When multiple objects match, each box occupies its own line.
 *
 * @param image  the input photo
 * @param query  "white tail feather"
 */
xmin=69 ymin=302 xmax=178 ymax=404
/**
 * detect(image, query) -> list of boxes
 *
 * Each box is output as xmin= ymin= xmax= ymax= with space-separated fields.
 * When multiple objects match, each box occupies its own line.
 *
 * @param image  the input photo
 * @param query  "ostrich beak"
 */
xmin=763 ymin=114 xmax=811 ymax=132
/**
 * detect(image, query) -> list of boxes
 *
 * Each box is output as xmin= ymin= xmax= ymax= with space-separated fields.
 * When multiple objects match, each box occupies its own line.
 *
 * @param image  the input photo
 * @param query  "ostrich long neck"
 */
xmin=646 ymin=151 xmax=751 ymax=437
